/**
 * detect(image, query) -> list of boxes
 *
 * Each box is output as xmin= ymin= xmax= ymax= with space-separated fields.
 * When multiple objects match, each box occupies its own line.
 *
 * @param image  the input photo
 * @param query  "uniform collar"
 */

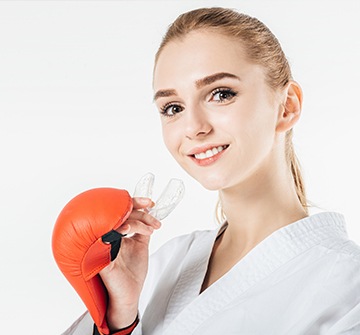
xmin=164 ymin=211 xmax=348 ymax=334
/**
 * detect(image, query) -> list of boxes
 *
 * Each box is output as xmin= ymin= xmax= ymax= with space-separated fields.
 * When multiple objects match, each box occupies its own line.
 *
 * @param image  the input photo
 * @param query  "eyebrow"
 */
xmin=153 ymin=89 xmax=177 ymax=101
xmin=195 ymin=72 xmax=240 ymax=89
xmin=153 ymin=72 xmax=240 ymax=101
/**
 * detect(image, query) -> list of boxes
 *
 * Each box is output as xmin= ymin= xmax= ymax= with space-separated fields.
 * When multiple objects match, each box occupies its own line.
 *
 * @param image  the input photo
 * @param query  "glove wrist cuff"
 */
xmin=93 ymin=315 xmax=139 ymax=335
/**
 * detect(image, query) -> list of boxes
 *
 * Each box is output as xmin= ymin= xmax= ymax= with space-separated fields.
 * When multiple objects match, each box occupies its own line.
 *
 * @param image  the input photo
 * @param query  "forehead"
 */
xmin=153 ymin=30 xmax=264 ymax=90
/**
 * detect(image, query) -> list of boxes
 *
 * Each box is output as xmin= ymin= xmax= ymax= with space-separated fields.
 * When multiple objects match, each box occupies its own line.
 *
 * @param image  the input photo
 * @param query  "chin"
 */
xmin=199 ymin=182 xmax=222 ymax=191
xmin=191 ymin=172 xmax=228 ymax=191
xmin=179 ymin=160 xmax=233 ymax=191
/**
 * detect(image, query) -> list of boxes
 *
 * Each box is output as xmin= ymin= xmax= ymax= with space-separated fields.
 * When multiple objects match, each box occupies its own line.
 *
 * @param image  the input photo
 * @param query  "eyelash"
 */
xmin=159 ymin=87 xmax=238 ymax=118
xmin=210 ymin=87 xmax=238 ymax=102
xmin=159 ymin=102 xmax=184 ymax=118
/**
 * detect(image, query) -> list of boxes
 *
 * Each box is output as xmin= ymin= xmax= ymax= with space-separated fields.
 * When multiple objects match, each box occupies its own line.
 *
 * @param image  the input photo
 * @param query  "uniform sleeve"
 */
xmin=61 ymin=311 xmax=143 ymax=335
xmin=61 ymin=311 xmax=92 ymax=335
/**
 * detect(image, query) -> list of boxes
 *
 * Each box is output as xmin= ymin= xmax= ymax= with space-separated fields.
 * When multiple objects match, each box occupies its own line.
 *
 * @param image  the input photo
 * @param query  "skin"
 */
xmin=100 ymin=30 xmax=308 ymax=330
xmin=100 ymin=197 xmax=160 ymax=330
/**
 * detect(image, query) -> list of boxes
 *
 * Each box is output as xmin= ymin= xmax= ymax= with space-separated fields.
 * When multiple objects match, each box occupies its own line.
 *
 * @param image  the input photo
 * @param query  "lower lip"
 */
xmin=189 ymin=147 xmax=228 ymax=167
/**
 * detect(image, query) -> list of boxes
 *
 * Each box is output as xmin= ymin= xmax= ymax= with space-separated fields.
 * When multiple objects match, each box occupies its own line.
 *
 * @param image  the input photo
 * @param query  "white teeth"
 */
xmin=194 ymin=145 xmax=227 ymax=159
xmin=206 ymin=149 xmax=213 ymax=156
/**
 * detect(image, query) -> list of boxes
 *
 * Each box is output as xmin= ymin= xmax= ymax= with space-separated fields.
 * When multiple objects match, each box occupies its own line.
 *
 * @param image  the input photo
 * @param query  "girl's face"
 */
xmin=153 ymin=31 xmax=282 ymax=191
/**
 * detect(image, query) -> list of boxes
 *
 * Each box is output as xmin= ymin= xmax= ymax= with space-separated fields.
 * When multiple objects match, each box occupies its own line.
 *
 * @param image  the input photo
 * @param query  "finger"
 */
xmin=117 ymin=220 xmax=155 ymax=236
xmin=132 ymin=197 xmax=155 ymax=210
xmin=117 ymin=223 xmax=131 ymax=235
xmin=128 ymin=210 xmax=161 ymax=229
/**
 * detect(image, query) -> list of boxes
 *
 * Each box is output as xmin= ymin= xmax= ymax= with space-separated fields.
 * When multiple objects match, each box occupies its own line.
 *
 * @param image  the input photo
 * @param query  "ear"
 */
xmin=275 ymin=81 xmax=303 ymax=133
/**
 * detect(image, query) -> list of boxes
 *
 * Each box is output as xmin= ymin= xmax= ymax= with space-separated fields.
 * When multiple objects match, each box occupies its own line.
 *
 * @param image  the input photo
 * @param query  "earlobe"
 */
xmin=276 ymin=81 xmax=303 ymax=133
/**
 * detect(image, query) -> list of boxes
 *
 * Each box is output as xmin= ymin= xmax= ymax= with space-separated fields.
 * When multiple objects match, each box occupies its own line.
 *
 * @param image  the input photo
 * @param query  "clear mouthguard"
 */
xmin=133 ymin=172 xmax=185 ymax=220
xmin=133 ymin=172 xmax=155 ymax=199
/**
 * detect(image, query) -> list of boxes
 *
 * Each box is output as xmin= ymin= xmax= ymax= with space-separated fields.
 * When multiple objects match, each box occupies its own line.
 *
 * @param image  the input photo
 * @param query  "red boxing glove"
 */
xmin=52 ymin=188 xmax=133 ymax=335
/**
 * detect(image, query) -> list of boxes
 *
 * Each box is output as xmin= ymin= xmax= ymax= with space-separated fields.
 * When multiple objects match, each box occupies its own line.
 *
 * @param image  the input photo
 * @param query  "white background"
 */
xmin=0 ymin=0 xmax=359 ymax=333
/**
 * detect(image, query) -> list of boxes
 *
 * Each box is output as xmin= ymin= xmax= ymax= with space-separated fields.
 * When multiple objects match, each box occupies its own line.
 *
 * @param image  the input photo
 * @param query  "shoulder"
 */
xmin=321 ymin=238 xmax=360 ymax=277
xmin=329 ymin=239 xmax=360 ymax=260
xmin=312 ymin=240 xmax=360 ymax=317
xmin=317 ymin=212 xmax=360 ymax=265
xmin=313 ymin=229 xmax=360 ymax=297
xmin=306 ymin=211 xmax=360 ymax=266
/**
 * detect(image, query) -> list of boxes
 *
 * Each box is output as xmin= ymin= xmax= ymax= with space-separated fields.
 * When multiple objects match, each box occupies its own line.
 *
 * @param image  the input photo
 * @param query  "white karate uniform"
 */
xmin=64 ymin=212 xmax=360 ymax=334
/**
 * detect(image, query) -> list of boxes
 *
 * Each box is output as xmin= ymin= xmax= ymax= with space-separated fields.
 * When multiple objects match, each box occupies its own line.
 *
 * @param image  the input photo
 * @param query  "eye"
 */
xmin=210 ymin=88 xmax=237 ymax=103
xmin=160 ymin=103 xmax=184 ymax=118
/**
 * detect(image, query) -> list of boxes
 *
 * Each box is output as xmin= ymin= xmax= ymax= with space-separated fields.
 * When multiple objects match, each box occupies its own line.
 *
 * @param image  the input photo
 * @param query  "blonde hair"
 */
xmin=155 ymin=7 xmax=308 ymax=219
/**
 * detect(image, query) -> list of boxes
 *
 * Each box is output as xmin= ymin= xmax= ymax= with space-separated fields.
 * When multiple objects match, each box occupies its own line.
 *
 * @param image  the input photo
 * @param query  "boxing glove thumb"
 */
xmin=52 ymin=188 xmax=133 ymax=335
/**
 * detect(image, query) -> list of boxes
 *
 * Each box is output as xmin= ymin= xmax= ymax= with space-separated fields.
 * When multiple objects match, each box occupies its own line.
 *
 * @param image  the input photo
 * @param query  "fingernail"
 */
xmin=138 ymin=197 xmax=152 ymax=204
xmin=153 ymin=219 xmax=161 ymax=228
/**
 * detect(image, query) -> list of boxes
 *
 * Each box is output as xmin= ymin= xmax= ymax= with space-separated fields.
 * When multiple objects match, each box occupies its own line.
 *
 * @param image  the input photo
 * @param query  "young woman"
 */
xmin=64 ymin=7 xmax=360 ymax=335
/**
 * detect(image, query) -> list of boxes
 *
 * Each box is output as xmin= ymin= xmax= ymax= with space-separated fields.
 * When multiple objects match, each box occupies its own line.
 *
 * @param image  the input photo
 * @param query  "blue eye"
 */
xmin=160 ymin=103 xmax=184 ymax=117
xmin=211 ymin=88 xmax=237 ymax=102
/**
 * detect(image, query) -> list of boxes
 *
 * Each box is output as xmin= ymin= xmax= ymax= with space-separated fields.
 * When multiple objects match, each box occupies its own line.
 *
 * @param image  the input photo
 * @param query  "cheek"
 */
xmin=240 ymin=103 xmax=278 ymax=167
xmin=221 ymin=97 xmax=277 ymax=156
xmin=161 ymin=123 xmax=180 ymax=158
xmin=237 ymin=92 xmax=277 ymax=138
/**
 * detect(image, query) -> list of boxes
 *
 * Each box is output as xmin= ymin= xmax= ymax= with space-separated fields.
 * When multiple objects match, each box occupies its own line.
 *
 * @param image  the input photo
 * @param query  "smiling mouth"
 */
xmin=191 ymin=145 xmax=229 ymax=160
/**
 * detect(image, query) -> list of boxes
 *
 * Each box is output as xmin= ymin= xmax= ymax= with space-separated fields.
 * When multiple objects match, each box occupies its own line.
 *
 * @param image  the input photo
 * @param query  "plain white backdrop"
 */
xmin=0 ymin=0 xmax=359 ymax=333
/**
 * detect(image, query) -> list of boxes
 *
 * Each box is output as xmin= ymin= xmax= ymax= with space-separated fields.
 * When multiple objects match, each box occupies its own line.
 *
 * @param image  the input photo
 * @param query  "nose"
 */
xmin=184 ymin=105 xmax=212 ymax=140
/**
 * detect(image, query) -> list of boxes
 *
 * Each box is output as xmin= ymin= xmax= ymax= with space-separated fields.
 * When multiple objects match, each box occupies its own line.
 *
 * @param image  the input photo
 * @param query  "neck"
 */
xmin=219 ymin=153 xmax=307 ymax=253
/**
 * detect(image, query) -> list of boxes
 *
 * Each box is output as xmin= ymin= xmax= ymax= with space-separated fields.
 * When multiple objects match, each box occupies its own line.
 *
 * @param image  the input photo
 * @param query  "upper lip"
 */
xmin=187 ymin=144 xmax=229 ymax=156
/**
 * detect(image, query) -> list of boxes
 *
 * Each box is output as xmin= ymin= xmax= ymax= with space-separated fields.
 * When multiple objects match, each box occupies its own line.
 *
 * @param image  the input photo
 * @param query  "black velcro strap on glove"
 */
xmin=101 ymin=230 xmax=124 ymax=261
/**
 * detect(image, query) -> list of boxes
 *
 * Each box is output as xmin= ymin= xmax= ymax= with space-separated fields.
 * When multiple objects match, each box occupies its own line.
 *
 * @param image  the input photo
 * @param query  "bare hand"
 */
xmin=100 ymin=197 xmax=161 ymax=330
